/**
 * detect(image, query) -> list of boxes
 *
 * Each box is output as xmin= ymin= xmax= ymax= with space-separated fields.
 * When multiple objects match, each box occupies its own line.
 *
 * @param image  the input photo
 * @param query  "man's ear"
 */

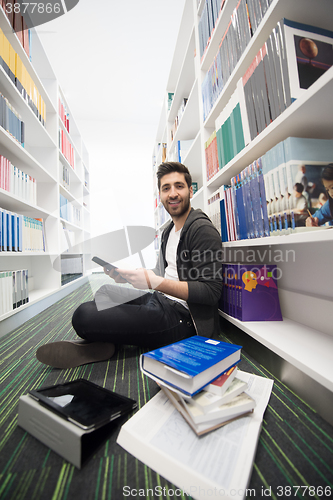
xmin=189 ymin=185 xmax=193 ymax=198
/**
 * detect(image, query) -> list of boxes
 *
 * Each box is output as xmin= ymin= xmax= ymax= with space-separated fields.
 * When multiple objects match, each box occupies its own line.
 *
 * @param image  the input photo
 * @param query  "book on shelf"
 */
xmin=61 ymin=163 xmax=70 ymax=191
xmin=220 ymin=263 xmax=283 ymax=322
xmin=238 ymin=19 xmax=333 ymax=140
xmin=216 ymin=137 xmax=333 ymax=241
xmin=59 ymin=130 xmax=75 ymax=168
xmin=1 ymin=2 xmax=31 ymax=57
xmin=0 ymin=268 xmax=29 ymax=316
xmin=0 ymin=92 xmax=25 ymax=146
xmin=59 ymin=97 xmax=70 ymax=133
xmin=198 ymin=0 xmax=226 ymax=61
xmin=169 ymin=140 xmax=194 ymax=164
xmin=0 ymin=208 xmax=45 ymax=253
xmin=208 ymin=188 xmax=222 ymax=235
xmin=59 ymin=194 xmax=81 ymax=226
xmin=205 ymin=130 xmax=219 ymax=180
xmin=117 ymin=370 xmax=274 ymax=499
xmin=170 ymin=98 xmax=188 ymax=142
xmin=263 ymin=137 xmax=333 ymax=234
xmin=167 ymin=92 xmax=174 ymax=111
xmin=0 ymin=27 xmax=45 ymax=126
xmin=0 ymin=155 xmax=37 ymax=205
xmin=201 ymin=0 xmax=267 ymax=121
xmin=140 ymin=336 xmax=242 ymax=397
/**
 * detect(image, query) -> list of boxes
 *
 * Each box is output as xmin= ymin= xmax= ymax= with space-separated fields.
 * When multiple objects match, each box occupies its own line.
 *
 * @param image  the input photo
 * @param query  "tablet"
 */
xmin=29 ymin=379 xmax=137 ymax=431
xmin=92 ymin=256 xmax=118 ymax=273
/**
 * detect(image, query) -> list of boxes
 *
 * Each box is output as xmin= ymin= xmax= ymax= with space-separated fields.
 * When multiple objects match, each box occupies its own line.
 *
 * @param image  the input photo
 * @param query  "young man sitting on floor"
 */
xmin=36 ymin=162 xmax=223 ymax=368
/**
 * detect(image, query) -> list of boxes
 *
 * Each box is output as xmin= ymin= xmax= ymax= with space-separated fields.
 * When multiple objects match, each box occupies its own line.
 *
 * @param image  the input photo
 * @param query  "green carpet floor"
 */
xmin=0 ymin=274 xmax=332 ymax=500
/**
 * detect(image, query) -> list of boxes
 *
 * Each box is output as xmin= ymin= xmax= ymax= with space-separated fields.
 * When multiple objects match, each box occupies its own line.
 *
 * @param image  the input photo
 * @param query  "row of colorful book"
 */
xmin=140 ymin=336 xmax=256 ymax=435
xmin=0 ymin=155 xmax=37 ymax=205
xmin=59 ymin=194 xmax=81 ymax=226
xmin=205 ymin=93 xmax=246 ymax=180
xmin=59 ymin=97 xmax=70 ymax=133
xmin=1 ymin=0 xmax=30 ymax=57
xmin=198 ymin=0 xmax=225 ymax=60
xmin=220 ymin=263 xmax=282 ymax=321
xmin=1 ymin=208 xmax=45 ymax=252
xmin=59 ymin=129 xmax=75 ymax=169
xmin=0 ymin=91 xmax=25 ymax=146
xmin=209 ymin=136 xmax=333 ymax=241
xmin=202 ymin=17 xmax=333 ymax=133
xmin=0 ymin=268 xmax=29 ymax=316
xmin=0 ymin=27 xmax=46 ymax=126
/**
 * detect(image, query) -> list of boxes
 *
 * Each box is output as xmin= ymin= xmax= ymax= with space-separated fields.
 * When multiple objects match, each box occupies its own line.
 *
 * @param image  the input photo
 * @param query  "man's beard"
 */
xmin=164 ymin=192 xmax=191 ymax=218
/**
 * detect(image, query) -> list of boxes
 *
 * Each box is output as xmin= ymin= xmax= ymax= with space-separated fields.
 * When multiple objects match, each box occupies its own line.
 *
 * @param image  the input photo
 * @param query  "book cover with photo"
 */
xmin=281 ymin=19 xmax=333 ymax=102
xmin=283 ymin=137 xmax=333 ymax=230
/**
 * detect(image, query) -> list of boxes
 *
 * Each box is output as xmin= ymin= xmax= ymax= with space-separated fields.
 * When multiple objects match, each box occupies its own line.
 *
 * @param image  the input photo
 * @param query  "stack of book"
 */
xmin=140 ymin=336 xmax=255 ymax=436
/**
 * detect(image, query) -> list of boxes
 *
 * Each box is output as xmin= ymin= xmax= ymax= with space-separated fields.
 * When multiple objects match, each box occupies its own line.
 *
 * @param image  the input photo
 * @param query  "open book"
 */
xmin=117 ymin=370 xmax=273 ymax=500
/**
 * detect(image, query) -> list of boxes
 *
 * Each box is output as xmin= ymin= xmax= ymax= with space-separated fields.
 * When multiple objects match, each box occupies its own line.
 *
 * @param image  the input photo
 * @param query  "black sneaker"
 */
xmin=36 ymin=340 xmax=115 ymax=369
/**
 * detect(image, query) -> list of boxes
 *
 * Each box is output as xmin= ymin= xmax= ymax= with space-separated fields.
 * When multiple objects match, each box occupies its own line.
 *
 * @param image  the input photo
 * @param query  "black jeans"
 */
xmin=72 ymin=284 xmax=196 ymax=348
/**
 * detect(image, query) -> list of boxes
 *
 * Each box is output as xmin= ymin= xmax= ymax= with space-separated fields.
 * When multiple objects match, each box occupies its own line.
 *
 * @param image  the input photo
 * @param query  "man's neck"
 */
xmin=171 ymin=206 xmax=192 ymax=232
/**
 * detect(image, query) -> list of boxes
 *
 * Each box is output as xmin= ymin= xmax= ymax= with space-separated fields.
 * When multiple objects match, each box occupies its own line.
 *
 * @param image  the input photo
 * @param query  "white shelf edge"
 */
xmin=219 ymin=312 xmax=333 ymax=392
xmin=222 ymin=228 xmax=333 ymax=247
xmin=167 ymin=27 xmax=196 ymax=124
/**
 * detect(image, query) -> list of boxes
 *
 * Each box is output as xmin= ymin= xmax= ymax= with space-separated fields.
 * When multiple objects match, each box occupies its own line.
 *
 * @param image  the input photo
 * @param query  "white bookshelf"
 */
xmin=0 ymin=9 xmax=91 ymax=336
xmin=152 ymin=0 xmax=333 ymax=420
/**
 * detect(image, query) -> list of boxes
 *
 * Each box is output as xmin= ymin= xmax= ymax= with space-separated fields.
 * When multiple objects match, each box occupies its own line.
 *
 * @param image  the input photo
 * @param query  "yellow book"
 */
xmin=9 ymin=42 xmax=16 ymax=84
xmin=15 ymin=53 xmax=24 ymax=97
xmin=2 ymin=33 xmax=10 ymax=77
xmin=0 ymin=29 xmax=4 ymax=67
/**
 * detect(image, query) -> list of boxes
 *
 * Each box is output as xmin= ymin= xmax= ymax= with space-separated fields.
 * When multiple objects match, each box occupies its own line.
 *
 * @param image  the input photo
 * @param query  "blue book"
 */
xmin=140 ymin=336 xmax=242 ymax=396
xmin=234 ymin=173 xmax=249 ymax=240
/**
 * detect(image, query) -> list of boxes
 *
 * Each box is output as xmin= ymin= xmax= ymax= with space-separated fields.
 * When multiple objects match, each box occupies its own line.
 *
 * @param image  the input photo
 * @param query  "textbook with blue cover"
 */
xmin=140 ymin=336 xmax=242 ymax=396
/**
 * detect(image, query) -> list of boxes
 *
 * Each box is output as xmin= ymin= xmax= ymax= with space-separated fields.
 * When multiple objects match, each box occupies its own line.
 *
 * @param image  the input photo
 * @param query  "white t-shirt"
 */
xmin=163 ymin=226 xmax=188 ymax=310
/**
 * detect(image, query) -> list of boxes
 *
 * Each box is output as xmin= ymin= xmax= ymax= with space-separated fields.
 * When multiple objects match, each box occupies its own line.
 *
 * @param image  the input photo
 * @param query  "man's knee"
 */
xmin=72 ymin=301 xmax=96 ymax=334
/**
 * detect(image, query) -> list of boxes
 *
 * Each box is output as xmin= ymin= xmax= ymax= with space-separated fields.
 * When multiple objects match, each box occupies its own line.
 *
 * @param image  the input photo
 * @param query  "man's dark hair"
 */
xmin=294 ymin=182 xmax=304 ymax=194
xmin=156 ymin=162 xmax=192 ymax=190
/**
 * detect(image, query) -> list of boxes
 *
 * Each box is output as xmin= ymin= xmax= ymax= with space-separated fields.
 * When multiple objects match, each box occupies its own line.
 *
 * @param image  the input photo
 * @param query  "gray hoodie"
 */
xmin=153 ymin=208 xmax=223 ymax=338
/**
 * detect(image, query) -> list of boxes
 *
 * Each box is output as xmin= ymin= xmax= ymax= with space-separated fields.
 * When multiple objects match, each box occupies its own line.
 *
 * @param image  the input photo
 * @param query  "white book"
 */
xmin=183 ymin=390 xmax=254 ymax=424
xmin=159 ymin=384 xmax=250 ymax=437
xmin=117 ymin=371 xmax=273 ymax=500
xmin=188 ymin=378 xmax=247 ymax=414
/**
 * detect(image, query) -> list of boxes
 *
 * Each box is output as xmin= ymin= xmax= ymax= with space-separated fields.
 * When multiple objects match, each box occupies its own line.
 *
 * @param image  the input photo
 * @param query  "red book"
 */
xmin=203 ymin=366 xmax=238 ymax=396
